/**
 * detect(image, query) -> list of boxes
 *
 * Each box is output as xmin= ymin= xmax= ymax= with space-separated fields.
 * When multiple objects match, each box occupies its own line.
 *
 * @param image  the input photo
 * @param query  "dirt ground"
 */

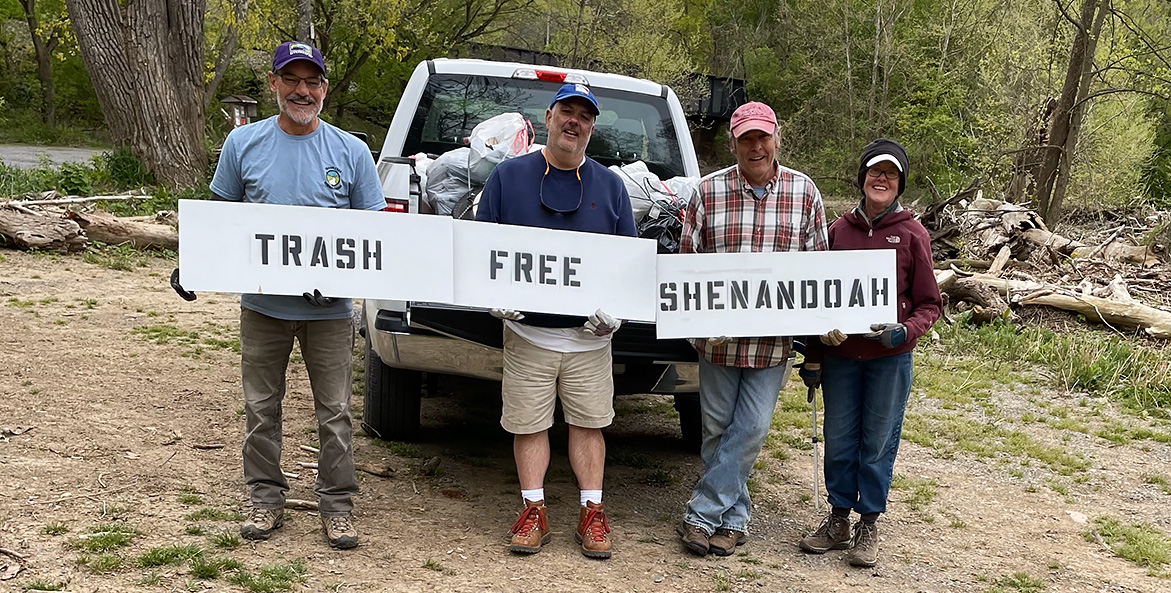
xmin=2 ymin=249 xmax=1170 ymax=593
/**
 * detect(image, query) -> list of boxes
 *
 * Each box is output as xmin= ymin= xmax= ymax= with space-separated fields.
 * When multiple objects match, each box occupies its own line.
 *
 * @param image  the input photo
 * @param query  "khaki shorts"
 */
xmin=500 ymin=327 xmax=615 ymax=434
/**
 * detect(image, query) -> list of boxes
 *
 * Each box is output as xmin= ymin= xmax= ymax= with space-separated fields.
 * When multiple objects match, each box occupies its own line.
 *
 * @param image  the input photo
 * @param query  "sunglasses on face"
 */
xmin=866 ymin=168 xmax=900 ymax=181
xmin=278 ymin=73 xmax=324 ymax=90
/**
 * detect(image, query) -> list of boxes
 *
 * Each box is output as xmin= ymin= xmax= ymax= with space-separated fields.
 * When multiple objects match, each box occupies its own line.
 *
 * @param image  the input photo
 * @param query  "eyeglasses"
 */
xmin=866 ymin=168 xmax=900 ymax=180
xmin=278 ymin=73 xmax=324 ymax=90
xmin=539 ymin=156 xmax=583 ymax=215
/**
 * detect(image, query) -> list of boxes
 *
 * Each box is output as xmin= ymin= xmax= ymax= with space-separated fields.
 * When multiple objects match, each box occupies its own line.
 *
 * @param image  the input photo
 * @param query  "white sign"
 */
xmin=655 ymin=250 xmax=898 ymax=339
xmin=451 ymin=220 xmax=658 ymax=322
xmin=177 ymin=200 xmax=454 ymax=302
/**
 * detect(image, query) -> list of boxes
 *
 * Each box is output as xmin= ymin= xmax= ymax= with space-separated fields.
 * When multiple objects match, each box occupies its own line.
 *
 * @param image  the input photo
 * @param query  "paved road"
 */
xmin=0 ymin=144 xmax=108 ymax=169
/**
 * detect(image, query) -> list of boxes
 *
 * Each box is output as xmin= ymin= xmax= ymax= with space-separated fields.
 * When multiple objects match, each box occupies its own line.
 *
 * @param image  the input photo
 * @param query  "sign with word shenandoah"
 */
xmin=654 ymin=250 xmax=898 ymax=339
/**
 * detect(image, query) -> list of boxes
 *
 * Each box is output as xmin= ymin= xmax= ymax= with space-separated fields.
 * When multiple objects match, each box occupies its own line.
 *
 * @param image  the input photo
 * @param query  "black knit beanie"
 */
xmin=857 ymin=138 xmax=909 ymax=197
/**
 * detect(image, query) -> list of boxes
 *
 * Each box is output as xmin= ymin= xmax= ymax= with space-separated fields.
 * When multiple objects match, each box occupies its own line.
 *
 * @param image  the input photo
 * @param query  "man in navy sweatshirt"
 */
xmin=475 ymin=83 xmax=636 ymax=560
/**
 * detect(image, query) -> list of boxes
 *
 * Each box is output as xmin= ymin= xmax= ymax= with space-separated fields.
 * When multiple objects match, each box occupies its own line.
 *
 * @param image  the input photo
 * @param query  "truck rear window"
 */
xmin=405 ymin=74 xmax=686 ymax=180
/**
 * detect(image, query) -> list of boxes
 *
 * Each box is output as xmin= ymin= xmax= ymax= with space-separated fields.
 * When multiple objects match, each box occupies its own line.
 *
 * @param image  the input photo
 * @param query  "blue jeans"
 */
xmin=684 ymin=357 xmax=787 ymax=534
xmin=821 ymin=351 xmax=913 ymax=515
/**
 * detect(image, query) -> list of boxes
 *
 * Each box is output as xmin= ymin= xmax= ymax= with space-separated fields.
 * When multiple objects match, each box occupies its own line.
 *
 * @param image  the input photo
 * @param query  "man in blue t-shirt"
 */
xmin=171 ymin=41 xmax=384 ymax=550
xmin=475 ymin=83 xmax=635 ymax=560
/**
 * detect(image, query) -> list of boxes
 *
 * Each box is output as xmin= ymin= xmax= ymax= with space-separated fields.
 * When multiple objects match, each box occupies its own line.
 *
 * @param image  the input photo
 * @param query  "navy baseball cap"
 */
xmin=550 ymin=83 xmax=600 ymax=115
xmin=272 ymin=41 xmax=326 ymax=75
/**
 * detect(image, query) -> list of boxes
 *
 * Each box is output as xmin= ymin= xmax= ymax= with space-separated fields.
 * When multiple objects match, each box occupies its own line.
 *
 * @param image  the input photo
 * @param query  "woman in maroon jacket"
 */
xmin=797 ymin=138 xmax=941 ymax=567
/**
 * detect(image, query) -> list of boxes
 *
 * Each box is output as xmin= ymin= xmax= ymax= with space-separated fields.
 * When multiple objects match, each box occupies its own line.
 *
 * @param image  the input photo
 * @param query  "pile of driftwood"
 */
xmin=920 ymin=181 xmax=1171 ymax=339
xmin=0 ymin=192 xmax=177 ymax=252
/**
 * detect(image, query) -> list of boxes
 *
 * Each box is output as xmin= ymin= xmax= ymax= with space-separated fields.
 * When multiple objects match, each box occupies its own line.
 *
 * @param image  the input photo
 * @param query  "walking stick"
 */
xmin=808 ymin=384 xmax=821 ymax=512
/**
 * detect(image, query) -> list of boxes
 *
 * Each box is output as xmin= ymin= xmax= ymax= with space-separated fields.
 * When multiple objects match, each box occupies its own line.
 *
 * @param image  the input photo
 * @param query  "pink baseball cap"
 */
xmin=730 ymin=102 xmax=777 ymax=138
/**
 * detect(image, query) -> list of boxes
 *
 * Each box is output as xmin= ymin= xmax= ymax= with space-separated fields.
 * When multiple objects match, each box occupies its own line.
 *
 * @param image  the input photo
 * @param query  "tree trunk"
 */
xmin=1048 ymin=0 xmax=1109 ymax=225
xmin=297 ymin=0 xmax=314 ymax=42
xmin=1035 ymin=0 xmax=1101 ymax=224
xmin=867 ymin=0 xmax=881 ymax=135
xmin=843 ymin=0 xmax=855 ymax=154
xmin=19 ymin=0 xmax=56 ymax=128
xmin=64 ymin=0 xmax=208 ymax=188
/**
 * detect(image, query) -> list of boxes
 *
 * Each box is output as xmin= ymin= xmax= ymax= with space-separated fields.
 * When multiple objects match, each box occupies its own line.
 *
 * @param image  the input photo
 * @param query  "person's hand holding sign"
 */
xmin=583 ymin=309 xmax=620 ymax=336
xmin=302 ymin=289 xmax=338 ymax=307
xmin=819 ymin=329 xmax=847 ymax=346
xmin=489 ymin=308 xmax=525 ymax=321
xmin=863 ymin=323 xmax=906 ymax=348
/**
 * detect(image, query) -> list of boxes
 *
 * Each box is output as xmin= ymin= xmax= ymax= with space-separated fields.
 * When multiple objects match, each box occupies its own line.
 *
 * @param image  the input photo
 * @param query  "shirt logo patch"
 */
xmin=886 ymin=235 xmax=901 ymax=244
xmin=325 ymin=167 xmax=342 ymax=188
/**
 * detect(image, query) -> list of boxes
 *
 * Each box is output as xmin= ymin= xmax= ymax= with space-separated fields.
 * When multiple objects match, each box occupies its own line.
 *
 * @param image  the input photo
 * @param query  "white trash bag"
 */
xmin=609 ymin=161 xmax=673 ymax=222
xmin=468 ymin=113 xmax=532 ymax=185
xmin=424 ymin=147 xmax=472 ymax=216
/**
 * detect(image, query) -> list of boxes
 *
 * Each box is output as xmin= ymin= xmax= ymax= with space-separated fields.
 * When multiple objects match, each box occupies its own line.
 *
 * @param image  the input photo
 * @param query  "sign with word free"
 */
xmin=655 ymin=250 xmax=897 ymax=339
xmin=177 ymin=200 xmax=454 ymax=302
xmin=452 ymin=220 xmax=658 ymax=322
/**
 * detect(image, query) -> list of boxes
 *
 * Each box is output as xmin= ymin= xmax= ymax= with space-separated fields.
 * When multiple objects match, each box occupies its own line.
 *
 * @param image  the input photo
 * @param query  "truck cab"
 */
xmin=362 ymin=58 xmax=704 ymax=446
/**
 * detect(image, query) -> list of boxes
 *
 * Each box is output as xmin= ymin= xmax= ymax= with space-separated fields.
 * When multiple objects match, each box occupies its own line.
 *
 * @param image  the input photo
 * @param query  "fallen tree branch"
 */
xmin=64 ymin=210 xmax=177 ymax=251
xmin=0 ymin=548 xmax=27 ymax=561
xmin=285 ymin=499 xmax=318 ymax=511
xmin=0 ymin=209 xmax=87 ymax=252
xmin=4 ymin=194 xmax=151 ymax=207
xmin=1019 ymin=292 xmax=1171 ymax=338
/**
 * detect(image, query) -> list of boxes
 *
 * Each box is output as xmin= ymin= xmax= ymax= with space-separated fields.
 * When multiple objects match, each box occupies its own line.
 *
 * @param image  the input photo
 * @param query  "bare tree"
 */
xmin=64 ymin=0 xmax=207 ymax=187
xmin=17 ymin=0 xmax=65 ymax=128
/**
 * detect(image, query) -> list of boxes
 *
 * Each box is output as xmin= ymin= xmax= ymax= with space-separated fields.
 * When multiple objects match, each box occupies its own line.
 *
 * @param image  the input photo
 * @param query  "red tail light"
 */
xmin=383 ymin=198 xmax=409 ymax=213
xmin=535 ymin=70 xmax=567 ymax=83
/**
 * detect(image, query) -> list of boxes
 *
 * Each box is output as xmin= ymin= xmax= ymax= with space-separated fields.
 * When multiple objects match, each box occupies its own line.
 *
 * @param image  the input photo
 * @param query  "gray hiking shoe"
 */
xmin=798 ymin=513 xmax=852 ymax=553
xmin=322 ymin=513 xmax=358 ymax=549
xmin=846 ymin=521 xmax=879 ymax=567
xmin=240 ymin=507 xmax=284 ymax=540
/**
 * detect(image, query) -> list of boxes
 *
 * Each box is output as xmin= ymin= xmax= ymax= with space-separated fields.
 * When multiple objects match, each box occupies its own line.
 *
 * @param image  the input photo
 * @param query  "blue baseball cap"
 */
xmin=272 ymin=41 xmax=326 ymax=75
xmin=550 ymin=83 xmax=600 ymax=115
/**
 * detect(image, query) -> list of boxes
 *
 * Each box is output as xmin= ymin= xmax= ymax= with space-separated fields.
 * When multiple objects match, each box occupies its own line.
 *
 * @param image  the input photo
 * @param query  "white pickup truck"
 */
xmin=361 ymin=58 xmax=704 ymax=447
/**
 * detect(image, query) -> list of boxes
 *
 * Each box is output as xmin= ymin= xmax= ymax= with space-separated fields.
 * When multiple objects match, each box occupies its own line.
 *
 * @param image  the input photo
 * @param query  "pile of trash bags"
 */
xmin=414 ymin=112 xmax=699 ymax=253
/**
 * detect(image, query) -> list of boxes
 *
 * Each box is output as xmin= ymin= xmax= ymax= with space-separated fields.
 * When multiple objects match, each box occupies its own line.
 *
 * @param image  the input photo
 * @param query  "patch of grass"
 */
xmin=1086 ymin=516 xmax=1171 ymax=574
xmin=178 ymin=493 xmax=203 ymax=505
xmin=69 ymin=523 xmax=140 ymax=552
xmin=902 ymin=410 xmax=1090 ymax=475
xmin=7 ymin=297 xmax=35 ymax=308
xmin=137 ymin=571 xmax=161 ymax=586
xmin=134 ymin=543 xmax=203 ymax=567
xmin=950 ymin=518 xmax=968 ymax=529
xmin=891 ymin=475 xmax=938 ymax=511
xmin=737 ymin=569 xmax=761 ymax=580
xmin=713 ymin=570 xmax=732 ymax=592
xmin=985 ymin=571 xmax=1046 ymax=592
xmin=739 ymin=556 xmax=762 ymax=565
xmin=1145 ymin=474 xmax=1171 ymax=495
xmin=190 ymin=556 xmax=244 ymax=580
xmin=227 ymin=560 xmax=308 ymax=593
xmin=99 ymin=504 xmax=132 ymax=519
xmin=642 ymin=469 xmax=678 ymax=488
xmin=21 ymin=579 xmax=64 ymax=591
xmin=422 ymin=558 xmax=444 ymax=572
xmin=78 ymin=552 xmax=124 ymax=573
xmin=210 ymin=531 xmax=242 ymax=550
xmin=43 ymin=522 xmax=69 ymax=535
xmin=185 ymin=524 xmax=208 ymax=536
xmin=184 ymin=507 xmax=245 ymax=522
xmin=374 ymin=440 xmax=424 ymax=458
xmin=132 ymin=323 xmax=201 ymax=346
xmin=82 ymin=243 xmax=151 ymax=271
xmin=80 ymin=298 xmax=97 ymax=309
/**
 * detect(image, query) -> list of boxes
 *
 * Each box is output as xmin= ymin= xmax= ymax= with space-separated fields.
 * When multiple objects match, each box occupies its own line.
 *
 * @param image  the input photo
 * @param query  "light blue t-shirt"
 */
xmin=210 ymin=115 xmax=385 ymax=321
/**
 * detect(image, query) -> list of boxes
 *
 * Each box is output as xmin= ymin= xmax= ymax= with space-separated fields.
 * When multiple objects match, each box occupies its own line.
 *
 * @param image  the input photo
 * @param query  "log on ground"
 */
xmin=1018 ymin=292 xmax=1171 ymax=339
xmin=0 ymin=209 xmax=87 ymax=252
xmin=64 ymin=210 xmax=177 ymax=251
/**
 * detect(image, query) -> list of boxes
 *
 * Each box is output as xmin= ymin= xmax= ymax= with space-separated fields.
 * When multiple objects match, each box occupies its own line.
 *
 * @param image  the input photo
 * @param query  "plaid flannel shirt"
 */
xmin=680 ymin=162 xmax=829 ymax=368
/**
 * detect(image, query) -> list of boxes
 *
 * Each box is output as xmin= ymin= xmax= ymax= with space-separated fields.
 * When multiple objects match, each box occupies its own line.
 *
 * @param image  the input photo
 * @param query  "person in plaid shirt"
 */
xmin=675 ymin=101 xmax=828 ymax=557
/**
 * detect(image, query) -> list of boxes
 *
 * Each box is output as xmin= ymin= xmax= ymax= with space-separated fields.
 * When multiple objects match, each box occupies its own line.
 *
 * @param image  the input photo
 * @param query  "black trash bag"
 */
xmin=638 ymin=200 xmax=684 ymax=254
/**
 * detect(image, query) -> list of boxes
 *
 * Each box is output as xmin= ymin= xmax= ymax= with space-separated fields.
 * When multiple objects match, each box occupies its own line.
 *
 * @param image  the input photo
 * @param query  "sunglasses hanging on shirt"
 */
xmin=539 ymin=153 xmax=584 ymax=215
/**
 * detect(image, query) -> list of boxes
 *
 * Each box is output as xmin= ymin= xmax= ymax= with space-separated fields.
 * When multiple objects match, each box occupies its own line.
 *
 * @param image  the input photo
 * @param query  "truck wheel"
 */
xmin=673 ymin=393 xmax=702 ymax=452
xmin=362 ymin=332 xmax=423 ymax=441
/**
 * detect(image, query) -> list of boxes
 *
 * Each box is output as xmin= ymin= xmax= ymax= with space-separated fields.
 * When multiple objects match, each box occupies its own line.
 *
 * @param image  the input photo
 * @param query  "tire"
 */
xmin=673 ymin=393 xmax=702 ymax=453
xmin=362 ymin=332 xmax=423 ymax=441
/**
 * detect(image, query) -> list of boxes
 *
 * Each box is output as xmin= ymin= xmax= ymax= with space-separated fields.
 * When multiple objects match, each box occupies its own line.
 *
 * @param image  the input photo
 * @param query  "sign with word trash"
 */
xmin=655 ymin=250 xmax=898 ymax=339
xmin=177 ymin=200 xmax=454 ymax=302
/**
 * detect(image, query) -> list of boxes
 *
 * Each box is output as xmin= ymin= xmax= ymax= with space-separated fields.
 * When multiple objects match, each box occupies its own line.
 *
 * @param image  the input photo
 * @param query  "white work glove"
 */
xmin=584 ymin=309 xmax=621 ymax=336
xmin=489 ymin=308 xmax=525 ymax=321
xmin=707 ymin=336 xmax=731 ymax=346
xmin=820 ymin=329 xmax=847 ymax=347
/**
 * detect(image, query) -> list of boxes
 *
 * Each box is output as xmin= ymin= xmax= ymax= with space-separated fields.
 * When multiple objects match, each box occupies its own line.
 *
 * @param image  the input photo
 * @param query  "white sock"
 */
xmin=580 ymin=489 xmax=602 ymax=506
xmin=521 ymin=488 xmax=544 ymax=504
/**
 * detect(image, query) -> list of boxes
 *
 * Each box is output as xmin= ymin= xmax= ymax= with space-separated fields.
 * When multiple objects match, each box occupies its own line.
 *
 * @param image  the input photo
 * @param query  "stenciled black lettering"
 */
xmin=848 ymin=279 xmax=866 ymax=307
xmin=801 ymin=279 xmax=818 ymax=309
xmin=824 ymin=279 xmax=842 ymax=308
xmin=310 ymin=237 xmax=329 ymax=268
xmin=755 ymin=280 xmax=772 ymax=309
xmin=660 ymin=282 xmax=678 ymax=312
xmin=871 ymin=277 xmax=889 ymax=306
xmin=283 ymin=234 xmax=302 ymax=266
xmin=490 ymin=250 xmax=507 ymax=280
xmin=515 ymin=253 xmax=533 ymax=283
xmin=563 ymin=257 xmax=581 ymax=287
xmin=363 ymin=239 xmax=382 ymax=271
xmin=707 ymin=281 xmax=724 ymax=310
xmin=335 ymin=238 xmax=355 ymax=269
xmin=729 ymin=280 xmax=749 ymax=309
xmin=682 ymin=282 xmax=702 ymax=311
xmin=539 ymin=254 xmax=556 ymax=285
xmin=255 ymin=234 xmax=275 ymax=265
xmin=776 ymin=280 xmax=795 ymax=309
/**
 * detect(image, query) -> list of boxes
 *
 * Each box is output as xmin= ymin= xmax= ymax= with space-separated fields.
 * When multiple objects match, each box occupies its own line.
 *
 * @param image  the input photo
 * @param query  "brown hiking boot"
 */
xmin=321 ymin=513 xmax=358 ymax=549
xmin=847 ymin=521 xmax=879 ymax=567
xmin=240 ymin=507 xmax=284 ymax=540
xmin=798 ymin=514 xmax=852 ymax=553
xmin=575 ymin=501 xmax=611 ymax=559
xmin=676 ymin=521 xmax=710 ymax=556
xmin=709 ymin=528 xmax=747 ymax=557
xmin=508 ymin=499 xmax=551 ymax=554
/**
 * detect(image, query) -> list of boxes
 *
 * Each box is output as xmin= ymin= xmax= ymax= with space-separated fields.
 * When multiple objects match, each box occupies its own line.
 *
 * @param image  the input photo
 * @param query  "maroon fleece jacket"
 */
xmin=807 ymin=207 xmax=941 ymax=362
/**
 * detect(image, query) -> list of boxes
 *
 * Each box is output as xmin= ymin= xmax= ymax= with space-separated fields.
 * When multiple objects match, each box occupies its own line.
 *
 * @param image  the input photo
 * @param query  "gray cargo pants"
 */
xmin=240 ymin=308 xmax=358 ymax=516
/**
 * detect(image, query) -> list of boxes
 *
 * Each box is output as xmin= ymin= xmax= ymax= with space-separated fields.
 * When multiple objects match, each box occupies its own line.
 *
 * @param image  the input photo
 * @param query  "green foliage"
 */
xmin=134 ymin=544 xmax=204 ymax=568
xmin=1086 ymin=516 xmax=1171 ymax=575
xmin=21 ymin=579 xmax=65 ymax=591
xmin=985 ymin=572 xmax=1047 ymax=593
xmin=82 ymin=243 xmax=153 ymax=272
xmin=43 ymin=522 xmax=69 ymax=535
xmin=68 ymin=523 xmax=140 ymax=552
xmin=190 ymin=556 xmax=244 ymax=580
xmin=78 ymin=552 xmax=124 ymax=573
xmin=227 ymin=560 xmax=308 ymax=593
